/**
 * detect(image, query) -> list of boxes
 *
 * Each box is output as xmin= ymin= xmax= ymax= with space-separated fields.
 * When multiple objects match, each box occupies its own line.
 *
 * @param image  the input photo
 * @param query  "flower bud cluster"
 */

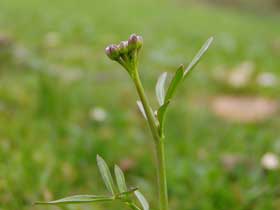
xmin=105 ymin=34 xmax=143 ymax=73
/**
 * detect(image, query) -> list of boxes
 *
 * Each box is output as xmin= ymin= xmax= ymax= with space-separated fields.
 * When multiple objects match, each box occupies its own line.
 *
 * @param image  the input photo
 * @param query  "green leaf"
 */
xmin=114 ymin=165 xmax=128 ymax=193
xmin=184 ymin=37 xmax=213 ymax=77
xmin=155 ymin=72 xmax=168 ymax=105
xmin=126 ymin=202 xmax=142 ymax=210
xmin=96 ymin=155 xmax=117 ymax=195
xmin=157 ymin=100 xmax=170 ymax=136
xmin=118 ymin=187 xmax=138 ymax=197
xmin=134 ymin=190 xmax=149 ymax=210
xmin=136 ymin=100 xmax=147 ymax=120
xmin=35 ymin=194 xmax=114 ymax=205
xmin=164 ymin=65 xmax=184 ymax=103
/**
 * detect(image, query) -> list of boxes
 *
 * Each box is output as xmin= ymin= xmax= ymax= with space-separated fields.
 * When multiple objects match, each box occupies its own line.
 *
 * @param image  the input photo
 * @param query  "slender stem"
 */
xmin=126 ymin=202 xmax=142 ymax=210
xmin=132 ymin=70 xmax=168 ymax=210
xmin=155 ymin=137 xmax=168 ymax=210
xmin=132 ymin=71 xmax=159 ymax=142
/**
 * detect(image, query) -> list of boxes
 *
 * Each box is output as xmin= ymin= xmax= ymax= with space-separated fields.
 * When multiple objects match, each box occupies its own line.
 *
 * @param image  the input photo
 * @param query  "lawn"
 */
xmin=0 ymin=0 xmax=280 ymax=210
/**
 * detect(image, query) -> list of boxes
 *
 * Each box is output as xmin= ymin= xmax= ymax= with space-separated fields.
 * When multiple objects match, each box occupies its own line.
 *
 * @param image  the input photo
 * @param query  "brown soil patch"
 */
xmin=211 ymin=96 xmax=278 ymax=123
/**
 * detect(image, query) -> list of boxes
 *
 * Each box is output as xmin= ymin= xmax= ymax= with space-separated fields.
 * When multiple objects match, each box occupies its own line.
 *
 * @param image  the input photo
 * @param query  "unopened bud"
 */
xmin=136 ymin=35 xmax=143 ymax=49
xmin=105 ymin=44 xmax=120 ymax=60
xmin=119 ymin=41 xmax=128 ymax=54
xmin=128 ymin=34 xmax=138 ymax=51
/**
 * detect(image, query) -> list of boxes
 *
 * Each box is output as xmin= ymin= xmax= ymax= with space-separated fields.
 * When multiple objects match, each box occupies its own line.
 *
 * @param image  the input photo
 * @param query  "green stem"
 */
xmin=133 ymin=71 xmax=159 ymax=142
xmin=126 ymin=202 xmax=142 ymax=210
xmin=155 ymin=137 xmax=168 ymax=210
xmin=132 ymin=71 xmax=168 ymax=210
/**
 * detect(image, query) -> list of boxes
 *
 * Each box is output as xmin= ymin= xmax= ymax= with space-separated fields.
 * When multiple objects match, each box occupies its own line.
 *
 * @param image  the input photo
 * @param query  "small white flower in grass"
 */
xmin=89 ymin=107 xmax=107 ymax=122
xmin=261 ymin=152 xmax=279 ymax=170
xmin=228 ymin=61 xmax=254 ymax=88
xmin=257 ymin=72 xmax=277 ymax=87
xmin=44 ymin=32 xmax=60 ymax=48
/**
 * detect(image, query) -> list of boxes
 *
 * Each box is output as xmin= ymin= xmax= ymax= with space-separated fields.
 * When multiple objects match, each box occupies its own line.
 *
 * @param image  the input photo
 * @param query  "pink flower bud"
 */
xmin=105 ymin=44 xmax=120 ymax=60
xmin=136 ymin=35 xmax=143 ymax=49
xmin=119 ymin=41 xmax=128 ymax=54
xmin=128 ymin=34 xmax=138 ymax=51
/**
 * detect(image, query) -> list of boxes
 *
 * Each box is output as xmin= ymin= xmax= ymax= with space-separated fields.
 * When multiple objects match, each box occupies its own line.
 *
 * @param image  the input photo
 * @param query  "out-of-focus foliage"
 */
xmin=0 ymin=0 xmax=280 ymax=210
xmin=197 ymin=0 xmax=280 ymax=12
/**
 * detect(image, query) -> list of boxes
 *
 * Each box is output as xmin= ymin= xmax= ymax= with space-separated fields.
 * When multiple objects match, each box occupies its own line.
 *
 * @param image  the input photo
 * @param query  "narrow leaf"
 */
xmin=118 ymin=187 xmax=138 ymax=197
xmin=155 ymin=72 xmax=168 ymax=105
xmin=157 ymin=100 xmax=170 ymax=136
xmin=184 ymin=37 xmax=213 ymax=77
xmin=126 ymin=202 xmax=142 ymax=210
xmin=96 ymin=155 xmax=116 ymax=195
xmin=35 ymin=195 xmax=114 ymax=205
xmin=164 ymin=65 xmax=184 ymax=103
xmin=136 ymin=100 xmax=147 ymax=120
xmin=114 ymin=165 xmax=127 ymax=193
xmin=134 ymin=190 xmax=149 ymax=210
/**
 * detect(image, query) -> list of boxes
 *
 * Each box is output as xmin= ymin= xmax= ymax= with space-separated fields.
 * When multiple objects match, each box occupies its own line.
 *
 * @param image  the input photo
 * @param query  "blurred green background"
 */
xmin=0 ymin=0 xmax=280 ymax=209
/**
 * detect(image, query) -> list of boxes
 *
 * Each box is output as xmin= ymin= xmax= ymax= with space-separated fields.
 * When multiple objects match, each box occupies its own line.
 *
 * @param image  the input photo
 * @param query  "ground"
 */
xmin=0 ymin=0 xmax=280 ymax=209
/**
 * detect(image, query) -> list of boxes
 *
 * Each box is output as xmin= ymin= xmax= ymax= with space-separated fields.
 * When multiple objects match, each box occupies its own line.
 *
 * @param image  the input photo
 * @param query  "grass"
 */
xmin=0 ymin=0 xmax=280 ymax=209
